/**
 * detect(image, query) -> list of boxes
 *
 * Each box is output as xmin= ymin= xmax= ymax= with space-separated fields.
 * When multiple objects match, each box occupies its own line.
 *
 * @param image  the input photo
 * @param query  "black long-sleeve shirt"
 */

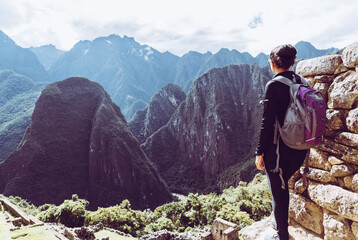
xmin=255 ymin=71 xmax=301 ymax=156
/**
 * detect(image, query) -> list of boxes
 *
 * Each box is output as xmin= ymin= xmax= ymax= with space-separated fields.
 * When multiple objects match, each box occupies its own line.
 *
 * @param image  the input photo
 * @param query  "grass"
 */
xmin=10 ymin=226 xmax=58 ymax=240
xmin=95 ymin=229 xmax=137 ymax=240
xmin=0 ymin=212 xmax=11 ymax=240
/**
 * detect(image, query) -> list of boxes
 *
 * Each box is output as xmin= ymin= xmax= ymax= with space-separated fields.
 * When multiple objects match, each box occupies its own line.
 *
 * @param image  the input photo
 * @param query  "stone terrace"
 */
xmin=240 ymin=41 xmax=358 ymax=240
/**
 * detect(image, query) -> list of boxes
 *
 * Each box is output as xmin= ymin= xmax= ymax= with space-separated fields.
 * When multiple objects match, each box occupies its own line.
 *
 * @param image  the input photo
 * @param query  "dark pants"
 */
xmin=264 ymin=138 xmax=307 ymax=240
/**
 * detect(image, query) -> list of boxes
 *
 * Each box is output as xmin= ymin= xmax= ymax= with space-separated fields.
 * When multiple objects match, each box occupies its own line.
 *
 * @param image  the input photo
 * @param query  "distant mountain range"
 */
xmin=14 ymin=31 xmax=335 ymax=120
xmin=30 ymin=44 xmax=65 ymax=70
xmin=0 ymin=29 xmax=342 ymax=206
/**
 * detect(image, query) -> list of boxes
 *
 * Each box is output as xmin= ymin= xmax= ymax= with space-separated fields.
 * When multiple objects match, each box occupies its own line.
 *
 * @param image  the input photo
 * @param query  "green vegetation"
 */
xmin=0 ymin=212 xmax=12 ymax=239
xmin=7 ymin=173 xmax=271 ymax=238
xmin=10 ymin=226 xmax=58 ymax=240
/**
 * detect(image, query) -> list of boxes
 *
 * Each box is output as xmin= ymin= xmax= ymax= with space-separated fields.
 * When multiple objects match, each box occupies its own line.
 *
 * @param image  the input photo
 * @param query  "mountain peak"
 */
xmin=0 ymin=30 xmax=16 ymax=46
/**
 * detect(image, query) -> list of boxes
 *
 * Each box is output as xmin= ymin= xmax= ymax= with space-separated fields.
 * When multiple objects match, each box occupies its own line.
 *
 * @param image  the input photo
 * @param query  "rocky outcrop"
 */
xmin=289 ymin=41 xmax=358 ymax=240
xmin=0 ymin=77 xmax=172 ymax=209
xmin=129 ymin=83 xmax=186 ymax=144
xmin=0 ymin=70 xmax=47 ymax=163
xmin=142 ymin=64 xmax=271 ymax=194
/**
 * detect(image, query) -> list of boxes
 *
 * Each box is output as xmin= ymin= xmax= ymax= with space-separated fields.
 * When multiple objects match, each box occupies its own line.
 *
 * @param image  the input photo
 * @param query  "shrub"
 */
xmin=37 ymin=194 xmax=88 ymax=227
xmin=84 ymin=199 xmax=145 ymax=236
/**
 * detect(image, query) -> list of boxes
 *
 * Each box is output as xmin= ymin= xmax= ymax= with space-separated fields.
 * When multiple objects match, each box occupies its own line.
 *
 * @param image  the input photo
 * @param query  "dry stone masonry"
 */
xmin=288 ymin=41 xmax=358 ymax=240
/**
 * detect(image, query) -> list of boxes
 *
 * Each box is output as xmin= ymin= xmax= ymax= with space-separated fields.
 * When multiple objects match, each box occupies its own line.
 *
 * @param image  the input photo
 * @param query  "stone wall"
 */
xmin=289 ymin=42 xmax=358 ymax=240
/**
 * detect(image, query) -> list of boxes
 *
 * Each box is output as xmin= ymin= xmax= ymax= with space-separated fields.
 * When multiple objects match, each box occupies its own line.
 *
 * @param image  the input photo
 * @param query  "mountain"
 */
xmin=30 ymin=44 xmax=65 ymax=70
xmin=142 ymin=64 xmax=272 ymax=194
xmin=173 ymin=49 xmax=262 ymax=92
xmin=0 ymin=30 xmax=49 ymax=82
xmin=0 ymin=70 xmax=47 ymax=163
xmin=0 ymin=77 xmax=172 ymax=209
xmin=129 ymin=83 xmax=186 ymax=144
xmin=295 ymin=41 xmax=338 ymax=59
xmin=49 ymin=35 xmax=179 ymax=119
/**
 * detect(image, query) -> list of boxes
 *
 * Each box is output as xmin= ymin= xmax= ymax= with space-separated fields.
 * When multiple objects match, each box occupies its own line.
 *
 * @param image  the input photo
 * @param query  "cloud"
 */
xmin=1 ymin=0 xmax=358 ymax=56
xmin=248 ymin=14 xmax=263 ymax=29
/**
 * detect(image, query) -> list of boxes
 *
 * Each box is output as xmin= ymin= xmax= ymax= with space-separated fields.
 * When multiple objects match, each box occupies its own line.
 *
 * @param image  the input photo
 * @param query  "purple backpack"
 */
xmin=272 ymin=75 xmax=326 ymax=150
xmin=269 ymin=74 xmax=326 ymax=189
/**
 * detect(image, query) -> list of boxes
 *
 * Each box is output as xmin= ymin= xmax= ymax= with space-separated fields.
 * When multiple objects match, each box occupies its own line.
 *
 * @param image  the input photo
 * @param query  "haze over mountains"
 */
xmin=0 ymin=29 xmax=340 ymax=208
xmin=19 ymin=31 xmax=336 ymax=120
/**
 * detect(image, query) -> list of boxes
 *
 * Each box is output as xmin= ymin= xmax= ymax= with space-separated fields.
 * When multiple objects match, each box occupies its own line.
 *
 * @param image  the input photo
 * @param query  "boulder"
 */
xmin=314 ymin=75 xmax=335 ymax=83
xmin=301 ymin=167 xmax=336 ymax=183
xmin=344 ymin=173 xmax=358 ymax=193
xmin=308 ymin=149 xmax=331 ymax=171
xmin=296 ymin=55 xmax=342 ymax=76
xmin=330 ymin=164 xmax=358 ymax=177
xmin=327 ymin=71 xmax=358 ymax=109
xmin=313 ymin=82 xmax=330 ymax=102
xmin=288 ymin=170 xmax=301 ymax=190
xmin=342 ymin=41 xmax=358 ymax=68
xmin=294 ymin=178 xmax=308 ymax=194
xmin=322 ymin=210 xmax=355 ymax=240
xmin=346 ymin=108 xmax=358 ymax=134
xmin=289 ymin=192 xmax=324 ymax=235
xmin=328 ymin=156 xmax=344 ymax=165
xmin=239 ymin=217 xmax=323 ymax=240
xmin=317 ymin=139 xmax=358 ymax=165
xmin=308 ymin=181 xmax=358 ymax=221
xmin=334 ymin=132 xmax=358 ymax=147
xmin=325 ymin=109 xmax=347 ymax=130
xmin=334 ymin=63 xmax=349 ymax=75
xmin=352 ymin=221 xmax=358 ymax=239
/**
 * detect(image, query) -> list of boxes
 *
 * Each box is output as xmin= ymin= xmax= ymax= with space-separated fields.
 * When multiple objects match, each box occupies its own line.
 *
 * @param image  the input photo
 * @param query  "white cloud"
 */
xmin=0 ymin=0 xmax=357 ymax=56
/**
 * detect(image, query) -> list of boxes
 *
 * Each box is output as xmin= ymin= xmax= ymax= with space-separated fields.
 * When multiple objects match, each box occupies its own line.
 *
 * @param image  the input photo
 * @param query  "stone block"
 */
xmin=328 ymin=71 xmax=358 ymax=109
xmin=294 ymin=178 xmax=308 ymax=194
xmin=342 ymin=41 xmax=358 ymax=68
xmin=301 ymin=167 xmax=336 ymax=183
xmin=344 ymin=173 xmax=358 ymax=193
xmin=288 ymin=169 xmax=301 ymax=190
xmin=330 ymin=164 xmax=358 ymax=177
xmin=328 ymin=156 xmax=344 ymax=165
xmin=323 ymin=210 xmax=355 ymax=240
xmin=314 ymin=82 xmax=330 ymax=102
xmin=309 ymin=149 xmax=331 ymax=171
xmin=317 ymin=139 xmax=358 ymax=165
xmin=308 ymin=181 xmax=358 ymax=221
xmin=325 ymin=109 xmax=347 ymax=130
xmin=347 ymin=108 xmax=358 ymax=134
xmin=289 ymin=192 xmax=324 ymax=235
xmin=296 ymin=55 xmax=342 ymax=76
xmin=201 ymin=232 xmax=213 ymax=240
xmin=314 ymin=75 xmax=335 ymax=83
xmin=334 ymin=63 xmax=349 ymax=75
xmin=352 ymin=221 xmax=358 ymax=239
xmin=210 ymin=218 xmax=238 ymax=240
xmin=334 ymin=132 xmax=358 ymax=147
xmin=305 ymin=77 xmax=315 ymax=88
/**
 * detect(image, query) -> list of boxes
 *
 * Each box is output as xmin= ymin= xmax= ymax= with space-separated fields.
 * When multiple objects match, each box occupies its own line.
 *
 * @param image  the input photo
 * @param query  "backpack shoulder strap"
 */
xmin=272 ymin=75 xmax=294 ymax=86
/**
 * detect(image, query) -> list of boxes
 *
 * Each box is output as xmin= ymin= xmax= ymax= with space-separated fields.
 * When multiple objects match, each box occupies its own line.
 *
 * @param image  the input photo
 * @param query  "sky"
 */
xmin=0 ymin=0 xmax=357 ymax=56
